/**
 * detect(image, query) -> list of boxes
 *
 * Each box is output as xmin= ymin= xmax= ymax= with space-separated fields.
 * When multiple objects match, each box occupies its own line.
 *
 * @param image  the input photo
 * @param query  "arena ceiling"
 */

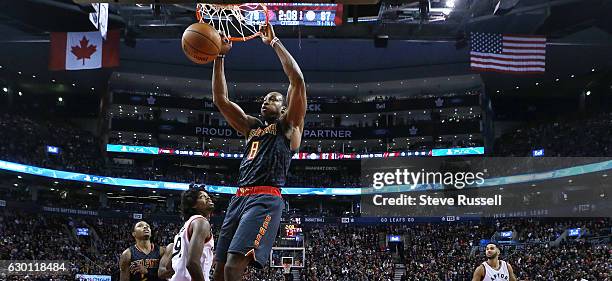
xmin=0 ymin=0 xmax=610 ymax=96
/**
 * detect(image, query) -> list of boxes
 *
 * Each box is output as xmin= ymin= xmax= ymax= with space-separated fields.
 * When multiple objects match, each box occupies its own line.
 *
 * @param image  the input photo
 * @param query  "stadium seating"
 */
xmin=1 ymin=207 xmax=609 ymax=280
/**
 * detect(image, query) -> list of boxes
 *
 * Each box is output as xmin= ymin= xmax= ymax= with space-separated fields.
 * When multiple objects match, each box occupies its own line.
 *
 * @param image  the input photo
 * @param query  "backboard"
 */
xmin=270 ymin=247 xmax=305 ymax=268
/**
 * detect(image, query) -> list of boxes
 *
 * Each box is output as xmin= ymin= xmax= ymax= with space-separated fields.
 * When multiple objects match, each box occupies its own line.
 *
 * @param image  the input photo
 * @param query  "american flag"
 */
xmin=470 ymin=32 xmax=546 ymax=74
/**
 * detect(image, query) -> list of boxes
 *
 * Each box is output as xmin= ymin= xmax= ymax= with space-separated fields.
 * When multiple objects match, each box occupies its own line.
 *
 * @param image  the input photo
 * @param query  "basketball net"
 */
xmin=282 ymin=263 xmax=292 ymax=274
xmin=196 ymin=3 xmax=268 ymax=42
xmin=88 ymin=3 xmax=108 ymax=39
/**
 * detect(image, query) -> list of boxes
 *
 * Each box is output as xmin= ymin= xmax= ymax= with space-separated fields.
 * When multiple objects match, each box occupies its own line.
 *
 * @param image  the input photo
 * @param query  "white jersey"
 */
xmin=170 ymin=215 xmax=214 ymax=281
xmin=482 ymin=260 xmax=510 ymax=281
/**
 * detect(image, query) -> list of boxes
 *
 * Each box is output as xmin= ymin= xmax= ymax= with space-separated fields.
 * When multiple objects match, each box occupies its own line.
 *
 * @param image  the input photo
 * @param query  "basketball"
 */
xmin=181 ymin=23 xmax=222 ymax=64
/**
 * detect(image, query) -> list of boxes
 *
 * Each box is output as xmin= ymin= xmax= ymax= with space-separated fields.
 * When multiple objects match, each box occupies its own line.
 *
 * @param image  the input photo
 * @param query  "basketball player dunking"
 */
xmin=120 ymin=221 xmax=166 ymax=281
xmin=211 ymin=23 xmax=306 ymax=281
xmin=472 ymin=243 xmax=517 ymax=281
xmin=169 ymin=185 xmax=215 ymax=281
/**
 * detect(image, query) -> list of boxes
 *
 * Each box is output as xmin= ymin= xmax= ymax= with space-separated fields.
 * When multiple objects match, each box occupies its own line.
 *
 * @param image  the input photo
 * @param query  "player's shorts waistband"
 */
xmin=236 ymin=186 xmax=281 ymax=197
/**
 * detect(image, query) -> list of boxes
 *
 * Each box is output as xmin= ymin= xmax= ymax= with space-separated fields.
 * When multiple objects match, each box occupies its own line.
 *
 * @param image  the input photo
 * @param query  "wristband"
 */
xmin=270 ymin=37 xmax=280 ymax=47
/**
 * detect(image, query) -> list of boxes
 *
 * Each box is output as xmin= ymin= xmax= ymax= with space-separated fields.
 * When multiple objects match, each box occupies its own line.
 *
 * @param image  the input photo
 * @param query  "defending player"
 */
xmin=169 ymin=185 xmax=215 ymax=281
xmin=472 ymin=243 xmax=517 ymax=281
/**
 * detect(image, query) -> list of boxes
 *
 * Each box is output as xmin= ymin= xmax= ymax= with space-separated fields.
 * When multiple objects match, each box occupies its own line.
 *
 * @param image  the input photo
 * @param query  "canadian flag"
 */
xmin=49 ymin=30 xmax=119 ymax=71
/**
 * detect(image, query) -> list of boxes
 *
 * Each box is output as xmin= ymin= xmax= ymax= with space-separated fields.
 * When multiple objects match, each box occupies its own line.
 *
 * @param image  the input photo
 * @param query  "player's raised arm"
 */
xmin=260 ymin=24 xmax=306 ymax=131
xmin=186 ymin=218 xmax=211 ymax=281
xmin=119 ymin=248 xmax=131 ymax=281
xmin=212 ymin=34 xmax=259 ymax=136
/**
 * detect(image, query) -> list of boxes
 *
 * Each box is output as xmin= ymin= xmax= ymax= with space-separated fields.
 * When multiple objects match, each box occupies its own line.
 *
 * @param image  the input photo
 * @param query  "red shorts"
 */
xmin=235 ymin=186 xmax=282 ymax=197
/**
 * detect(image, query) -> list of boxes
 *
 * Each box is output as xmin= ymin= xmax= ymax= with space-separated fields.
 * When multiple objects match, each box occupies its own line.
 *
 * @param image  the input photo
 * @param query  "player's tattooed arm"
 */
xmin=158 ymin=243 xmax=175 ymax=279
xmin=119 ymin=248 xmax=131 ymax=281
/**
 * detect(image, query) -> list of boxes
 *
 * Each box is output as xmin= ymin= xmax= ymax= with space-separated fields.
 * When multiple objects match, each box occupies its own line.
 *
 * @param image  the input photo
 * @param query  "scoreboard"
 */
xmin=283 ymin=223 xmax=303 ymax=238
xmin=246 ymin=3 xmax=343 ymax=26
xmin=279 ymin=221 xmax=304 ymax=247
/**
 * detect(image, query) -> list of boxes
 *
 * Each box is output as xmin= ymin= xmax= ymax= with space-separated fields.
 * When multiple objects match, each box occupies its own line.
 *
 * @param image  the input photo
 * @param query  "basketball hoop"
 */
xmin=196 ymin=3 xmax=269 ymax=42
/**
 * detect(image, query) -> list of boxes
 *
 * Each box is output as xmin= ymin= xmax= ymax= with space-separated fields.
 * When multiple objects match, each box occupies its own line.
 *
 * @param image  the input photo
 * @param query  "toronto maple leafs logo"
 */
xmin=409 ymin=126 xmax=418 ymax=135
xmin=71 ymin=36 xmax=97 ymax=65
xmin=147 ymin=96 xmax=156 ymax=105
xmin=435 ymin=98 xmax=444 ymax=107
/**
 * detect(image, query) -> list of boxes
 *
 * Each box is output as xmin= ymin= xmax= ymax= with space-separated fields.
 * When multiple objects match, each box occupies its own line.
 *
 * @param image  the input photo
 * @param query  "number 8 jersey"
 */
xmin=170 ymin=215 xmax=214 ymax=281
xmin=238 ymin=120 xmax=293 ymax=187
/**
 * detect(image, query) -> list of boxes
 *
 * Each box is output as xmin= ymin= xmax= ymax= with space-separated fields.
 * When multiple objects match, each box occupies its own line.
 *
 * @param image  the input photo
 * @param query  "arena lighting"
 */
xmin=32 ymin=75 xmax=36 ymax=78
xmin=494 ymin=0 xmax=519 ymax=15
xmin=58 ymin=97 xmax=63 ymax=102
xmin=586 ymin=91 xmax=591 ymax=96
